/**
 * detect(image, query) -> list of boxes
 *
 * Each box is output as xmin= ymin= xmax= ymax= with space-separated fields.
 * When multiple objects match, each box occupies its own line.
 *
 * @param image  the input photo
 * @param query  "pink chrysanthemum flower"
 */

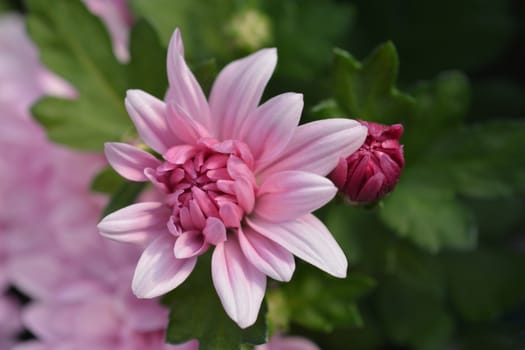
xmin=98 ymin=28 xmax=367 ymax=328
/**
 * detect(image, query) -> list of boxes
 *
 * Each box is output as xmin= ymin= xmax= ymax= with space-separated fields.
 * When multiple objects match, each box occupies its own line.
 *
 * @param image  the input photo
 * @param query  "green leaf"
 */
xmin=422 ymin=120 xmax=525 ymax=197
xmin=26 ymin=0 xmax=130 ymax=150
xmin=333 ymin=43 xmax=416 ymax=124
xmin=380 ymin=173 xmax=477 ymax=253
xmin=191 ymin=58 xmax=218 ymax=96
xmin=91 ymin=167 xmax=126 ymax=194
xmin=102 ymin=182 xmax=146 ymax=217
xmin=311 ymin=99 xmax=345 ymax=119
xmin=281 ymin=268 xmax=375 ymax=332
xmin=163 ymin=255 xmax=267 ymax=350
xmin=445 ymin=249 xmax=525 ymax=322
xmin=347 ymin=0 xmax=515 ymax=81
xmin=127 ymin=19 xmax=168 ymax=98
xmin=405 ymin=71 xmax=471 ymax=161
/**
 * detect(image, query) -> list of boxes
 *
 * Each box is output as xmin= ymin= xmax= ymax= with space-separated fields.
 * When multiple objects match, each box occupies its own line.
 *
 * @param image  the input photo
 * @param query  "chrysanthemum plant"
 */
xmin=26 ymin=0 xmax=525 ymax=349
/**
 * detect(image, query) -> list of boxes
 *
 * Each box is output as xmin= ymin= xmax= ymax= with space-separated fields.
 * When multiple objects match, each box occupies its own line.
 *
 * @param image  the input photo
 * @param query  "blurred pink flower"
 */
xmin=98 ymin=28 xmax=367 ymax=328
xmin=0 ymin=295 xmax=22 ymax=349
xmin=83 ymin=0 xmax=132 ymax=62
xmin=1 ymin=10 xmax=177 ymax=350
xmin=256 ymin=334 xmax=321 ymax=350
xmin=330 ymin=120 xmax=405 ymax=205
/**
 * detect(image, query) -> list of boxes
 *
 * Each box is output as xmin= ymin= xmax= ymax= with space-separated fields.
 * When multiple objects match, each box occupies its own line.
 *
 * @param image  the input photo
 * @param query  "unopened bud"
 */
xmin=330 ymin=120 xmax=405 ymax=205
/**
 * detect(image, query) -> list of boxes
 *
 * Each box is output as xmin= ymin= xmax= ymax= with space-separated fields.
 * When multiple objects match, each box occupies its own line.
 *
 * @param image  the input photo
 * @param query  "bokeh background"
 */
xmin=1 ymin=0 xmax=525 ymax=349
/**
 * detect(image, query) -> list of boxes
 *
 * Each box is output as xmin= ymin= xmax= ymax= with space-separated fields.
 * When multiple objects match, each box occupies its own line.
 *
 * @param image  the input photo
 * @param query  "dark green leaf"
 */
xmin=91 ymin=167 xmax=126 ymax=194
xmin=127 ymin=19 xmax=168 ymax=98
xmin=333 ymin=43 xmax=416 ymax=124
xmin=377 ymin=277 xmax=453 ymax=350
xmin=445 ymin=249 xmax=525 ymax=322
xmin=26 ymin=0 xmax=130 ymax=150
xmin=163 ymin=256 xmax=267 ymax=350
xmin=102 ymin=182 xmax=146 ymax=217
xmin=405 ymin=71 xmax=470 ymax=161
xmin=347 ymin=0 xmax=515 ymax=80
xmin=311 ymin=99 xmax=345 ymax=119
xmin=380 ymin=173 xmax=477 ymax=253
xmin=422 ymin=120 xmax=525 ymax=197
xmin=281 ymin=268 xmax=375 ymax=332
xmin=191 ymin=58 xmax=218 ymax=96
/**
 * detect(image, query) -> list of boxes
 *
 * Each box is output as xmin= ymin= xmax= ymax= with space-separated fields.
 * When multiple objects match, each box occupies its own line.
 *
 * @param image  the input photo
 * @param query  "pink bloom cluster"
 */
xmin=0 ymin=7 xmax=189 ymax=350
xmin=330 ymin=120 xmax=405 ymax=205
xmin=98 ymin=28 xmax=367 ymax=328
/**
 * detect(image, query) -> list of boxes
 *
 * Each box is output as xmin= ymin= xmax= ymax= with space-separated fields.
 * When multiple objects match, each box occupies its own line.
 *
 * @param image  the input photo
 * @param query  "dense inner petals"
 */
xmin=146 ymin=138 xmax=257 ymax=252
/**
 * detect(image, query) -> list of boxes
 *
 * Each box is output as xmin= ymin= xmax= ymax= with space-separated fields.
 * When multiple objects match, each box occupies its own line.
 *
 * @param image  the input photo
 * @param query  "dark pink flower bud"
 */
xmin=329 ymin=120 xmax=405 ymax=205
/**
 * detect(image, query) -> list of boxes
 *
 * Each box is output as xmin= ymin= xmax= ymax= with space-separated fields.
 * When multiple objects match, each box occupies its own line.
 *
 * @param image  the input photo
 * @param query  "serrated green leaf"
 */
xmin=163 ymin=256 xmax=267 ymax=350
xmin=32 ymin=97 xmax=129 ymax=151
xmin=422 ymin=120 xmax=525 ymax=197
xmin=380 ymin=174 xmax=477 ymax=253
xmin=445 ymin=249 xmax=525 ymax=322
xmin=102 ymin=182 xmax=146 ymax=218
xmin=281 ymin=268 xmax=375 ymax=332
xmin=91 ymin=167 xmax=126 ymax=194
xmin=127 ymin=19 xmax=168 ymax=98
xmin=26 ymin=0 xmax=131 ymax=150
xmin=406 ymin=71 xmax=471 ymax=161
xmin=333 ymin=43 xmax=416 ymax=124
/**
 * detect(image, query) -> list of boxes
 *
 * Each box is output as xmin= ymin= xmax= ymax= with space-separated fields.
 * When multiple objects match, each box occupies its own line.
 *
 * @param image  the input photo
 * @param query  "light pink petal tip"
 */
xmin=132 ymin=235 xmax=197 ymax=298
xmin=240 ymin=92 xmax=303 ymax=166
xmin=166 ymin=29 xmax=210 ymax=129
xmin=104 ymin=142 xmax=161 ymax=181
xmin=238 ymin=226 xmax=295 ymax=282
xmin=259 ymin=119 xmax=367 ymax=178
xmin=212 ymin=239 xmax=266 ymax=328
xmin=98 ymin=202 xmax=171 ymax=244
xmin=247 ymin=215 xmax=348 ymax=278
xmin=255 ymin=170 xmax=337 ymax=223
xmin=125 ymin=90 xmax=175 ymax=154
xmin=209 ymin=48 xmax=277 ymax=140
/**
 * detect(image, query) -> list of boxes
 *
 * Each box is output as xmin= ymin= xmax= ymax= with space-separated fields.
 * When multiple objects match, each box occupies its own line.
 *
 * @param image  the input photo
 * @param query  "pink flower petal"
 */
xmin=209 ymin=48 xmax=277 ymax=140
xmin=173 ymin=231 xmax=209 ymax=259
xmin=237 ymin=226 xmax=295 ymax=282
xmin=104 ymin=142 xmax=161 ymax=181
xmin=132 ymin=235 xmax=197 ymax=298
xmin=257 ymin=119 xmax=367 ymax=179
xmin=212 ymin=238 xmax=266 ymax=328
xmin=98 ymin=202 xmax=171 ymax=244
xmin=255 ymin=170 xmax=337 ymax=223
xmin=167 ymin=103 xmax=210 ymax=145
xmin=125 ymin=90 xmax=175 ymax=154
xmin=203 ymin=217 xmax=227 ymax=245
xmin=246 ymin=214 xmax=347 ymax=278
xmin=238 ymin=93 xmax=303 ymax=165
xmin=166 ymin=30 xmax=210 ymax=129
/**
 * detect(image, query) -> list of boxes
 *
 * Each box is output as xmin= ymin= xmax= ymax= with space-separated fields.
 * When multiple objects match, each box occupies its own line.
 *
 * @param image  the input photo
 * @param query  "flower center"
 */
xmin=146 ymin=138 xmax=256 ymax=252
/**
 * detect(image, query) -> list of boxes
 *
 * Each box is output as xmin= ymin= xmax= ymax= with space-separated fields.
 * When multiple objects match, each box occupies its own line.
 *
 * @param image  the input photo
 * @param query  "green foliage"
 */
xmin=348 ymin=0 xmax=515 ymax=80
xmin=101 ymin=182 xmax=145 ymax=217
xmin=26 ymin=0 xmax=131 ymax=151
xmin=90 ymin=167 xmax=126 ymax=194
xmin=333 ymin=43 xmax=416 ymax=124
xmin=127 ymin=19 xmax=168 ymax=98
xmin=445 ymin=249 xmax=525 ymax=322
xmin=380 ymin=174 xmax=477 ymax=253
xmin=280 ymin=267 xmax=375 ymax=332
xmin=163 ymin=256 xmax=267 ymax=350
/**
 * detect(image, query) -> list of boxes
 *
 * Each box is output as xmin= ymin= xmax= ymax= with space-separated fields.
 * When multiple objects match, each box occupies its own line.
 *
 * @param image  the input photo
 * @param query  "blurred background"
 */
xmin=1 ymin=0 xmax=525 ymax=349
